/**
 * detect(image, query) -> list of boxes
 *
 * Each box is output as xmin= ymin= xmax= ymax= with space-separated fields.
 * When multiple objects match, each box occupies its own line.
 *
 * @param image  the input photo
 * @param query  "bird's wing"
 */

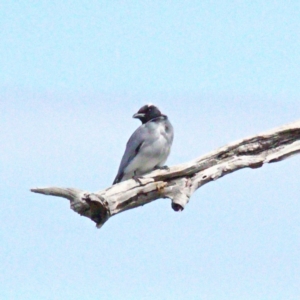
xmin=113 ymin=125 xmax=147 ymax=184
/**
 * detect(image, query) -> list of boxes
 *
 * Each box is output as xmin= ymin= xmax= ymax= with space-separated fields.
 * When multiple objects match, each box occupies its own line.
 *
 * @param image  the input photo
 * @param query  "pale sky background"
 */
xmin=1 ymin=1 xmax=300 ymax=299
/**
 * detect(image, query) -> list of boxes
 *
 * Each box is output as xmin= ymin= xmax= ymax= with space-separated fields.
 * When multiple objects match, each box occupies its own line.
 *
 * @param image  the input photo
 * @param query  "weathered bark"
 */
xmin=31 ymin=120 xmax=300 ymax=228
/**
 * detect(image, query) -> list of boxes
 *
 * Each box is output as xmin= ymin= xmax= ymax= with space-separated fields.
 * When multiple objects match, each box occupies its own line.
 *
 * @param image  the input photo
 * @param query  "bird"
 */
xmin=113 ymin=104 xmax=174 ymax=184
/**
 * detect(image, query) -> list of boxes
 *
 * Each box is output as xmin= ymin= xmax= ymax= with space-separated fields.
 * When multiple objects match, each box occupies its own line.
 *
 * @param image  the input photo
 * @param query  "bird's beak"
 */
xmin=133 ymin=113 xmax=145 ymax=119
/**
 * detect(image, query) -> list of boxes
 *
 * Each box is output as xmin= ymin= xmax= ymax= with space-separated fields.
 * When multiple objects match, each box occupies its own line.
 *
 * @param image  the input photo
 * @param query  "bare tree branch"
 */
xmin=31 ymin=120 xmax=300 ymax=228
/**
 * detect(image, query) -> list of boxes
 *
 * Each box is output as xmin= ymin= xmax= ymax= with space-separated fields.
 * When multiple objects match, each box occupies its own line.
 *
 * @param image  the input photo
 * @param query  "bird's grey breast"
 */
xmin=152 ymin=117 xmax=173 ymax=143
xmin=161 ymin=118 xmax=174 ymax=144
xmin=144 ymin=116 xmax=173 ymax=158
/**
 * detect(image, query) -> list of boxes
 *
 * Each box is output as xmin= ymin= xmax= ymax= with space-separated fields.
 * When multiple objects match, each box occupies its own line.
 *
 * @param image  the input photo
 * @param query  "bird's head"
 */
xmin=133 ymin=104 xmax=165 ymax=124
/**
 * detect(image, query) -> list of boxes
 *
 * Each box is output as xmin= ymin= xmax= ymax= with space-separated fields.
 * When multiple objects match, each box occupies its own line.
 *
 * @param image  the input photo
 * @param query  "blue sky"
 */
xmin=1 ymin=1 xmax=300 ymax=299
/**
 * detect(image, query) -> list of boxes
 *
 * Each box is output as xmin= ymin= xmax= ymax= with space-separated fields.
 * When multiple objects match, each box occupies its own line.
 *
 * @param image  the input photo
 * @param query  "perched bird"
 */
xmin=113 ymin=104 xmax=174 ymax=184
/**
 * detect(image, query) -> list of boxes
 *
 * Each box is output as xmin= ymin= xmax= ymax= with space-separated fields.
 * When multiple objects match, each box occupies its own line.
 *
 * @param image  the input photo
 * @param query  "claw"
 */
xmin=132 ymin=170 xmax=144 ymax=184
xmin=133 ymin=175 xmax=143 ymax=184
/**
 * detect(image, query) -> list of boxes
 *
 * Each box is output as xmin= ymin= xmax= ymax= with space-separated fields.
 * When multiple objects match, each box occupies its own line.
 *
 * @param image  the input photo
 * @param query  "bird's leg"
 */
xmin=132 ymin=171 xmax=143 ymax=184
xmin=154 ymin=165 xmax=170 ymax=171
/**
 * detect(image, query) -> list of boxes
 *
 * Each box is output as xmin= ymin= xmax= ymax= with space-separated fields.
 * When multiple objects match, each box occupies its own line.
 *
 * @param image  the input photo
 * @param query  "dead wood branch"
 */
xmin=31 ymin=120 xmax=300 ymax=228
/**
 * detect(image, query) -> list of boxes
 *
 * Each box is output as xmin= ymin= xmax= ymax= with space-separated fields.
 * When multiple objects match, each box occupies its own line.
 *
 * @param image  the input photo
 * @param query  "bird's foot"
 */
xmin=133 ymin=175 xmax=144 ymax=184
xmin=154 ymin=165 xmax=170 ymax=171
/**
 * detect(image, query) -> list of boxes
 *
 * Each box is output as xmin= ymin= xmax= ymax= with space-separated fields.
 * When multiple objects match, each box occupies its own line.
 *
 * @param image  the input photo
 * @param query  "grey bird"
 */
xmin=113 ymin=104 xmax=174 ymax=184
